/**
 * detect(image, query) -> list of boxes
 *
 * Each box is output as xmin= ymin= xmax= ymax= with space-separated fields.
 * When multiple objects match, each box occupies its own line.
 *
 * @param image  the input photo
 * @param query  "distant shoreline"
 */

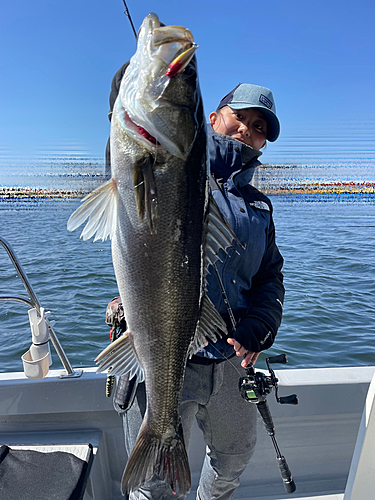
xmin=265 ymin=181 xmax=375 ymax=195
xmin=0 ymin=181 xmax=374 ymax=200
xmin=0 ymin=187 xmax=90 ymax=200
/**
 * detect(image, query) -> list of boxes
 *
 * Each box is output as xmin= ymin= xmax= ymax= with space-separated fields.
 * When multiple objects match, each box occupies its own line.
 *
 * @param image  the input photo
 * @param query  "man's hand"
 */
xmin=227 ymin=338 xmax=260 ymax=367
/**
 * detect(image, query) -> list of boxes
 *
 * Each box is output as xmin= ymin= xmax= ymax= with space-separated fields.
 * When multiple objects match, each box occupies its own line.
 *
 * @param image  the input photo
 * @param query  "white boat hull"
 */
xmin=1 ymin=365 xmax=374 ymax=499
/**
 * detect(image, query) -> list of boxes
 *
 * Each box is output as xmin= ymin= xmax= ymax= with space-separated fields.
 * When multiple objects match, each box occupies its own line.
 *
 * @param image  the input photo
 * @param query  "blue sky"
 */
xmin=1 ymin=0 xmax=374 ymax=164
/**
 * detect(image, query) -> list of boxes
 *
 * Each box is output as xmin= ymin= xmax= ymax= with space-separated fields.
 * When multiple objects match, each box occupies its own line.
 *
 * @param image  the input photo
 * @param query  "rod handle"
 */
xmin=277 ymin=456 xmax=296 ymax=493
xmin=256 ymin=400 xmax=275 ymax=435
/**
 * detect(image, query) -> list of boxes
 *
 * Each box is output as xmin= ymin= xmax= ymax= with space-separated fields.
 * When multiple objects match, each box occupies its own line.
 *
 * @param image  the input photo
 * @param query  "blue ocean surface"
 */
xmin=1 ymin=163 xmax=375 ymax=373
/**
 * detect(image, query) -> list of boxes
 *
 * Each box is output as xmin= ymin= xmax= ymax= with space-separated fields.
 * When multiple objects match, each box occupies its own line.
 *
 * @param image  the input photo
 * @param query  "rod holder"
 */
xmin=22 ymin=307 xmax=52 ymax=380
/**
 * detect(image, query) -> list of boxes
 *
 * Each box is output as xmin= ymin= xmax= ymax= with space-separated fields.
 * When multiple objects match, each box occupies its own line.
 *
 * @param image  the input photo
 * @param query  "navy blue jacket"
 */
xmin=197 ymin=127 xmax=285 ymax=359
xmin=107 ymin=65 xmax=284 ymax=359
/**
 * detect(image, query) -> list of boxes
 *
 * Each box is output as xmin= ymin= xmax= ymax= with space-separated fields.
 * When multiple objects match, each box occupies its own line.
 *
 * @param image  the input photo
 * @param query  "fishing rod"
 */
xmin=239 ymin=354 xmax=298 ymax=493
xmin=121 ymin=0 xmax=137 ymax=40
xmin=213 ymin=261 xmax=297 ymax=492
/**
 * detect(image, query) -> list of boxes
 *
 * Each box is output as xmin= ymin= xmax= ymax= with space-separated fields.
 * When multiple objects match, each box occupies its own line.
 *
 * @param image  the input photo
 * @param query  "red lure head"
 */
xmin=166 ymin=44 xmax=198 ymax=79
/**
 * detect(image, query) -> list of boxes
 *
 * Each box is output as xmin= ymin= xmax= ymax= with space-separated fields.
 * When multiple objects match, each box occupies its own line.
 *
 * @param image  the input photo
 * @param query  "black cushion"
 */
xmin=0 ymin=444 xmax=93 ymax=500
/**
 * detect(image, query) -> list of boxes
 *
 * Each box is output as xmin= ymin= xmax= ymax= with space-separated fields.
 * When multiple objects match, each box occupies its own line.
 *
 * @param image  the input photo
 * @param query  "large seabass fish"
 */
xmin=68 ymin=12 xmax=236 ymax=497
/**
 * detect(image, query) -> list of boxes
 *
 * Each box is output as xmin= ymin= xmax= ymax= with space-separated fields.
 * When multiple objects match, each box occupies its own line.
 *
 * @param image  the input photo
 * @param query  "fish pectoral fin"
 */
xmin=205 ymin=194 xmax=244 ymax=271
xmin=188 ymin=295 xmax=227 ymax=357
xmin=133 ymin=156 xmax=158 ymax=235
xmin=95 ymin=332 xmax=144 ymax=382
xmin=67 ymin=179 xmax=118 ymax=241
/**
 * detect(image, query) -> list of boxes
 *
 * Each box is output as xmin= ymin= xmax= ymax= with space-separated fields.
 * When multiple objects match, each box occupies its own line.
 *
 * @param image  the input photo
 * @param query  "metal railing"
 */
xmin=0 ymin=236 xmax=81 ymax=378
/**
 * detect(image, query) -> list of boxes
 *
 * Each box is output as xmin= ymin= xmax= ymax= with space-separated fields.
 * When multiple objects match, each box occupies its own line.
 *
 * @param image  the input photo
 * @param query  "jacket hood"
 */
xmin=207 ymin=125 xmax=263 ymax=188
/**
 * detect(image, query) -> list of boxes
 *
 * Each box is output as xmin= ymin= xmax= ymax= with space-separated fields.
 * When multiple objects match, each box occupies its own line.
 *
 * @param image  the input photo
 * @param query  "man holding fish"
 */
xmin=69 ymin=13 xmax=284 ymax=500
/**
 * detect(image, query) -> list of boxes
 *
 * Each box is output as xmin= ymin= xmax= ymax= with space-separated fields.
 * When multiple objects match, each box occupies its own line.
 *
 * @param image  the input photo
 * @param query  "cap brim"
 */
xmin=228 ymin=104 xmax=280 ymax=142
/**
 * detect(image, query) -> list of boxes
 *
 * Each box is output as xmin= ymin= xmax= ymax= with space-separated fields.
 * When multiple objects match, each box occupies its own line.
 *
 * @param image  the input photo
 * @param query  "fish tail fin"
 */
xmin=121 ymin=421 xmax=191 ymax=497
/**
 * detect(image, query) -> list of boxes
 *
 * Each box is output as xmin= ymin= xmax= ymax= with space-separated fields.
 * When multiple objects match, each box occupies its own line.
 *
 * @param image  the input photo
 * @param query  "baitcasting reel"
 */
xmin=239 ymin=354 xmax=298 ymax=494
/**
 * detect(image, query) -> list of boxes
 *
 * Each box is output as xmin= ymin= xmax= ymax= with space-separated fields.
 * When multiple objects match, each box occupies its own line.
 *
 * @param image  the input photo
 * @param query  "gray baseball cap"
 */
xmin=217 ymin=83 xmax=280 ymax=142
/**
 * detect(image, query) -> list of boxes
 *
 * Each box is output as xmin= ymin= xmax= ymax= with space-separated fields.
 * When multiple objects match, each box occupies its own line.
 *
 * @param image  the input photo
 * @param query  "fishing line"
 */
xmin=213 ymin=262 xmax=237 ymax=332
xmin=207 ymin=341 xmax=244 ymax=378
xmin=121 ymin=0 xmax=138 ymax=40
xmin=198 ymin=254 xmax=244 ymax=376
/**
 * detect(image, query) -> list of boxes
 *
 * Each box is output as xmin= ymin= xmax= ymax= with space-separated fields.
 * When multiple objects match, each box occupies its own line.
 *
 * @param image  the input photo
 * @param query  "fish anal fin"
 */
xmin=95 ymin=332 xmax=144 ymax=382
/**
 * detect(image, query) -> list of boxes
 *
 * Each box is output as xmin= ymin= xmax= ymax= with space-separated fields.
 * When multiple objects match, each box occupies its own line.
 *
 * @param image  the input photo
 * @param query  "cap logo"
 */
xmin=259 ymin=94 xmax=273 ymax=109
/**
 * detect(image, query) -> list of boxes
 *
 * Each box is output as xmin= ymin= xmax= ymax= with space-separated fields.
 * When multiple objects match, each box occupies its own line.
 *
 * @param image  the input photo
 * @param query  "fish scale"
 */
xmin=110 ymin=86 xmax=206 ymax=495
xmin=114 ymin=162 xmax=204 ymax=435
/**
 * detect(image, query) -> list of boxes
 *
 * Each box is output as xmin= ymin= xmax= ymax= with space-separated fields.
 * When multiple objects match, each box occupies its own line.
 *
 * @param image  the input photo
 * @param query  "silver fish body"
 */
xmin=111 ymin=16 xmax=206 ymax=497
xmin=68 ymin=12 xmax=235 ymax=497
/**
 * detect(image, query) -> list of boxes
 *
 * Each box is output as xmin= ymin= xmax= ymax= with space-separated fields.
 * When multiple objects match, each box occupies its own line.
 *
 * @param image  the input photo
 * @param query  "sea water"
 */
xmin=1 ymin=171 xmax=375 ymax=373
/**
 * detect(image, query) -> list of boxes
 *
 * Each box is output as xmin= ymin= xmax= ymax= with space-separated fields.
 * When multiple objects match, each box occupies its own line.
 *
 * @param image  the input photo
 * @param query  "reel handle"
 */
xmin=268 ymin=354 xmax=288 ymax=364
xmin=279 ymin=394 xmax=299 ymax=405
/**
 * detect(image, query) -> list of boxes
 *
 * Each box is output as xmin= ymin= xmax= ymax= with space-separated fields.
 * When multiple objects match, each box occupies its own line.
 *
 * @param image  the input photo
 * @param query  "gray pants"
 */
xmin=122 ymin=355 xmax=257 ymax=500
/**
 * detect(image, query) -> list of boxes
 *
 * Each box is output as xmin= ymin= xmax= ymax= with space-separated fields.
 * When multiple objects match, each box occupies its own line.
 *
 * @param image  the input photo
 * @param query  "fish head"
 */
xmin=117 ymin=13 xmax=202 ymax=160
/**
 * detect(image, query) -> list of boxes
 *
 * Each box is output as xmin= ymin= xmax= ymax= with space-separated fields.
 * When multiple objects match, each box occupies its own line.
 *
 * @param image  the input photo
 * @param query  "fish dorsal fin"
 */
xmin=188 ymin=295 xmax=227 ymax=357
xmin=95 ymin=332 xmax=144 ymax=382
xmin=188 ymin=194 xmax=243 ymax=357
xmin=67 ymin=179 xmax=118 ymax=241
xmin=205 ymin=194 xmax=244 ymax=273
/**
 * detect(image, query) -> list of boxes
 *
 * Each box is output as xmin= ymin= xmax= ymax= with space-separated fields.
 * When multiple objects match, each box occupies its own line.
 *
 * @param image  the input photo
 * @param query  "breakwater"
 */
xmin=2 ymin=182 xmax=374 ymax=200
xmin=264 ymin=181 xmax=375 ymax=196
xmin=0 ymin=186 xmax=90 ymax=200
